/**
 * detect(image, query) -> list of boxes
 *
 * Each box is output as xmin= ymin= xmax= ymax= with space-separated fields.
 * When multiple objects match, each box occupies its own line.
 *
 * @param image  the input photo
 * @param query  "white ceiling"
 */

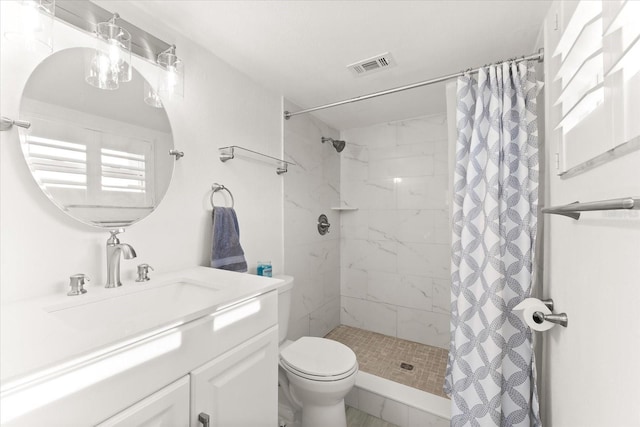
xmin=124 ymin=0 xmax=551 ymax=130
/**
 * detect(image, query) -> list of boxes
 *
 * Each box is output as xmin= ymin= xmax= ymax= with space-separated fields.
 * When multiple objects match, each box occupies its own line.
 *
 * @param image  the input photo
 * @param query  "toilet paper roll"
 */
xmin=513 ymin=297 xmax=544 ymax=311
xmin=522 ymin=303 xmax=554 ymax=331
xmin=513 ymin=298 xmax=555 ymax=331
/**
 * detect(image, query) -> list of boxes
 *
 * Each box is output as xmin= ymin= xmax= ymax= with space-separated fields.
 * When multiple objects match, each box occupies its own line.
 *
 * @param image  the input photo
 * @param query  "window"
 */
xmin=24 ymin=135 xmax=87 ymax=190
xmin=549 ymin=0 xmax=639 ymax=174
xmin=101 ymin=148 xmax=146 ymax=194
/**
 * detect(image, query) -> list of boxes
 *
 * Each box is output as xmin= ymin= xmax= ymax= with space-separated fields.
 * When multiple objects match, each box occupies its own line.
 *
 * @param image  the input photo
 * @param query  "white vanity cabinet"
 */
xmin=96 ymin=376 xmax=191 ymax=427
xmin=190 ymin=328 xmax=278 ymax=427
xmin=2 ymin=281 xmax=279 ymax=427
xmin=96 ymin=326 xmax=278 ymax=427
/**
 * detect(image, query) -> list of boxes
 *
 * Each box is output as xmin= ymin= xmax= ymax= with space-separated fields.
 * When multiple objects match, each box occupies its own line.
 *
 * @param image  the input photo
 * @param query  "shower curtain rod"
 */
xmin=284 ymin=48 xmax=544 ymax=120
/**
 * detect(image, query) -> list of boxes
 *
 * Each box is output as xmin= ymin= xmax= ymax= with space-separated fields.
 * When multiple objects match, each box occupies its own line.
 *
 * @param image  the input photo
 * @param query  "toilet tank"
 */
xmin=274 ymin=275 xmax=294 ymax=345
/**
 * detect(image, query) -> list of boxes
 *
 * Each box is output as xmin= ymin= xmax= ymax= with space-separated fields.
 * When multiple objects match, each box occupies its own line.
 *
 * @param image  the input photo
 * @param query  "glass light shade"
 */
xmin=86 ymin=48 xmax=119 ymax=90
xmin=144 ymin=80 xmax=163 ymax=108
xmin=86 ymin=19 xmax=132 ymax=90
xmin=157 ymin=50 xmax=184 ymax=98
xmin=3 ymin=0 xmax=55 ymax=53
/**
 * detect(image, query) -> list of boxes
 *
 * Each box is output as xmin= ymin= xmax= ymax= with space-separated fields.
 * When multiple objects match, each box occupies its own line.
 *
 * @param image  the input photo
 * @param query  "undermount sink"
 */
xmin=45 ymin=281 xmax=220 ymax=332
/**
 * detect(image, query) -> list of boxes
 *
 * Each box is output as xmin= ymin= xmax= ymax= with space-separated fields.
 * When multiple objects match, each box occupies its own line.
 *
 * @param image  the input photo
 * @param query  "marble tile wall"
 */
xmin=283 ymin=99 xmax=342 ymax=340
xmin=340 ymin=114 xmax=451 ymax=349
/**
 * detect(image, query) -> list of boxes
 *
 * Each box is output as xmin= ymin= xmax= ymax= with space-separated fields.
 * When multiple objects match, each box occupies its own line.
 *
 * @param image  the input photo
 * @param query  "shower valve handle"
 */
xmin=318 ymin=214 xmax=330 ymax=235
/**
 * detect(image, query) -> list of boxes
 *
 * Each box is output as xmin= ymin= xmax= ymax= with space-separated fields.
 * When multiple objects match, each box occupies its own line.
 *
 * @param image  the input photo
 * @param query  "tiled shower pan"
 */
xmin=326 ymin=325 xmax=450 ymax=427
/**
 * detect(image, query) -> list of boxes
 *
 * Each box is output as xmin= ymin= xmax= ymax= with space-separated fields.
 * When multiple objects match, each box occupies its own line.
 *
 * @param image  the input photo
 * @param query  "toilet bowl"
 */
xmin=275 ymin=276 xmax=358 ymax=427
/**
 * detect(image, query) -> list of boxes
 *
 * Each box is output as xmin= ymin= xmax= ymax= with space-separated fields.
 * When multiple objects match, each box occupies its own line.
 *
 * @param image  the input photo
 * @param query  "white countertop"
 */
xmin=0 ymin=267 xmax=282 ymax=388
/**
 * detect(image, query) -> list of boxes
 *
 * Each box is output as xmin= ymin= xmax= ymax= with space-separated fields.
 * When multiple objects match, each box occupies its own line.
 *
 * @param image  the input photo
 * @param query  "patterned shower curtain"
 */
xmin=444 ymin=61 xmax=541 ymax=427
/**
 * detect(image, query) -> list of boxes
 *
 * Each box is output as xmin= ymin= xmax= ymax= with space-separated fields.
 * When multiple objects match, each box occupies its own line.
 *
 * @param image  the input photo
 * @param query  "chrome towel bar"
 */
xmin=541 ymin=197 xmax=639 ymax=220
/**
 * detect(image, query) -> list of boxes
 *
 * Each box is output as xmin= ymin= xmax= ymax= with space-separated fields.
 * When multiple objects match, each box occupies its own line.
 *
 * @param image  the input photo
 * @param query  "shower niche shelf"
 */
xmin=218 ymin=145 xmax=295 ymax=175
xmin=330 ymin=206 xmax=358 ymax=211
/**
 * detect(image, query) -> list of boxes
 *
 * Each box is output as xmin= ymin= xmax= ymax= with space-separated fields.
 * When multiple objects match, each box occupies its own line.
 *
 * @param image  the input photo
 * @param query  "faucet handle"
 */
xmin=135 ymin=264 xmax=154 ymax=282
xmin=68 ymin=274 xmax=90 ymax=296
xmin=107 ymin=228 xmax=125 ymax=244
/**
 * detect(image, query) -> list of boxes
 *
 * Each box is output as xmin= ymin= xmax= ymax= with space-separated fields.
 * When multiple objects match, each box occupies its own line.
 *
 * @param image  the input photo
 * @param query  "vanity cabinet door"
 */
xmin=190 ymin=327 xmax=278 ymax=427
xmin=96 ymin=376 xmax=190 ymax=427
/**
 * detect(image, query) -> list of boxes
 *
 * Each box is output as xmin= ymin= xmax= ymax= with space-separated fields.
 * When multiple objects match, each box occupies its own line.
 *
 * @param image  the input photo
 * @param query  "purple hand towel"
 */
xmin=210 ymin=207 xmax=248 ymax=272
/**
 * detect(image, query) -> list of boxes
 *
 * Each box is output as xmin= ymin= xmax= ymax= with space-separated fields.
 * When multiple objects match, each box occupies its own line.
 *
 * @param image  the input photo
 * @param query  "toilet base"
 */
xmin=278 ymin=386 xmax=300 ymax=427
xmin=300 ymin=399 xmax=347 ymax=427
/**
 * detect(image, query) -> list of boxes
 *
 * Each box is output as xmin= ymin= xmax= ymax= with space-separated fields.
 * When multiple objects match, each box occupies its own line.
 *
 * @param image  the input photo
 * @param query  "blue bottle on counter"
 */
xmin=257 ymin=261 xmax=272 ymax=277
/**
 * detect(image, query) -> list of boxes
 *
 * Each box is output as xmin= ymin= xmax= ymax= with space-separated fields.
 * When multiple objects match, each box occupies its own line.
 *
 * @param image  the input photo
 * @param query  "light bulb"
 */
xmin=166 ymin=67 xmax=177 ymax=90
xmin=108 ymin=41 xmax=120 ymax=65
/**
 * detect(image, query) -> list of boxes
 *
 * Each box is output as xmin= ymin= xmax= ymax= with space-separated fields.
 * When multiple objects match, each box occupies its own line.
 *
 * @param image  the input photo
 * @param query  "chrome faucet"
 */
xmin=105 ymin=229 xmax=137 ymax=288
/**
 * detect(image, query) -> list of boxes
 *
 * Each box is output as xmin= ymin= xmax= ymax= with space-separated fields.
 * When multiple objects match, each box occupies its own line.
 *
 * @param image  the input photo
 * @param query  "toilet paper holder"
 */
xmin=533 ymin=299 xmax=568 ymax=327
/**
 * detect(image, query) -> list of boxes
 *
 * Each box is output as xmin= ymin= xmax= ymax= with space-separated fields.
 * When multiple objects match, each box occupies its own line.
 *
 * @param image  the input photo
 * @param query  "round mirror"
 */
xmin=19 ymin=47 xmax=174 ymax=228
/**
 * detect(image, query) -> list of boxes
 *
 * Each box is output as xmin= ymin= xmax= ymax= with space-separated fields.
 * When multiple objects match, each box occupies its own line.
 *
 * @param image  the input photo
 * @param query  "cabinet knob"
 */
xmin=198 ymin=412 xmax=210 ymax=427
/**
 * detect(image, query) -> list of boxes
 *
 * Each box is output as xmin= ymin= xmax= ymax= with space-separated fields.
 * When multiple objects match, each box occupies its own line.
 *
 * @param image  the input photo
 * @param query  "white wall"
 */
xmin=282 ymin=100 xmax=341 ymax=340
xmin=339 ymin=114 xmax=451 ymax=349
xmin=542 ymin=151 xmax=640 ymax=427
xmin=541 ymin=1 xmax=640 ymax=425
xmin=0 ymin=2 xmax=284 ymax=303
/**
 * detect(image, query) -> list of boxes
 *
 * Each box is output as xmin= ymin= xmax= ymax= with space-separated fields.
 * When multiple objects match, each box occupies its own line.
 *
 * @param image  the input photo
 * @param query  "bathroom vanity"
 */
xmin=0 ymin=267 xmax=281 ymax=426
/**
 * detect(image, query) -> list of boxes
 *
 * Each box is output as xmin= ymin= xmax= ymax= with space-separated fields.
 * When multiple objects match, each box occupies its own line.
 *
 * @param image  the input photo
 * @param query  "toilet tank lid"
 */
xmin=273 ymin=275 xmax=294 ymax=292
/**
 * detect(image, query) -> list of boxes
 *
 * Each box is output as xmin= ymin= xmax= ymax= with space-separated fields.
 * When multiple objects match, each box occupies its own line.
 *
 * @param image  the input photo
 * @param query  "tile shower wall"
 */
xmin=282 ymin=99 xmax=341 ymax=340
xmin=339 ymin=114 xmax=451 ymax=349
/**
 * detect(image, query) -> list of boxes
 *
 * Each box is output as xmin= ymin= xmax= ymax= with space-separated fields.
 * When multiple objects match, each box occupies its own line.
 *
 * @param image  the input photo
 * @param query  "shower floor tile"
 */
xmin=325 ymin=325 xmax=449 ymax=399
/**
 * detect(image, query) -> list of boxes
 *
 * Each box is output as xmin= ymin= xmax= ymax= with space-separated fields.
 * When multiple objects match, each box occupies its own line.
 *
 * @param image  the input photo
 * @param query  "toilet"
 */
xmin=275 ymin=276 xmax=358 ymax=427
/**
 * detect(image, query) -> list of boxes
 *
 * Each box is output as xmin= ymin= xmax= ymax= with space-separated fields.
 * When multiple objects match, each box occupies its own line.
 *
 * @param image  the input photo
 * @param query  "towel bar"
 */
xmin=210 ymin=183 xmax=234 ymax=209
xmin=541 ymin=197 xmax=639 ymax=220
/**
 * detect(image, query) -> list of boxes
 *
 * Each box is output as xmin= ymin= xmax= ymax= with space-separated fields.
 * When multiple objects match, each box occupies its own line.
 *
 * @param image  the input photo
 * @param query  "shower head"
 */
xmin=321 ymin=137 xmax=346 ymax=153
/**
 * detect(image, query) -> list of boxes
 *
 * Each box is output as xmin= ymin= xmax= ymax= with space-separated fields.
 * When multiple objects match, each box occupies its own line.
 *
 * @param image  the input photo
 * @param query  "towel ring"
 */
xmin=210 ymin=183 xmax=234 ymax=209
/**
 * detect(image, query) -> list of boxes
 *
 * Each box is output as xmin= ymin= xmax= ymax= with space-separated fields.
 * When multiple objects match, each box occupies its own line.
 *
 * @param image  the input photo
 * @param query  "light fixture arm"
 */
xmin=108 ymin=13 xmax=120 ymax=25
xmin=157 ymin=44 xmax=180 ymax=70
xmin=159 ymin=45 xmax=177 ymax=56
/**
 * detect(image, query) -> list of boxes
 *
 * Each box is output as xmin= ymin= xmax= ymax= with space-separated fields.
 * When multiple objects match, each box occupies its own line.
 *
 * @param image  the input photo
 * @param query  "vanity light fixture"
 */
xmin=85 ymin=13 xmax=132 ymax=90
xmin=2 ymin=0 xmax=55 ymax=53
xmin=144 ymin=45 xmax=184 ymax=107
xmin=156 ymin=44 xmax=184 ymax=99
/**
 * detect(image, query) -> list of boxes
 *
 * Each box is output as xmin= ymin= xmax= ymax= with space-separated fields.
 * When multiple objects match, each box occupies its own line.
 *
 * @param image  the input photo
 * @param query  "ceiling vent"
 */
xmin=347 ymin=52 xmax=396 ymax=77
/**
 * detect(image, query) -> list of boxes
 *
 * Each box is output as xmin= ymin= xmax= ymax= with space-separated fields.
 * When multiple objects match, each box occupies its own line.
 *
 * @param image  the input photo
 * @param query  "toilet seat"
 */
xmin=281 ymin=358 xmax=358 ymax=382
xmin=280 ymin=337 xmax=357 ymax=382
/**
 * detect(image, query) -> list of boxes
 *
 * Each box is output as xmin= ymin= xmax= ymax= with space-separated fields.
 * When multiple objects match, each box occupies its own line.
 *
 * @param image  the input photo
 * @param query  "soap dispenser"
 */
xmin=68 ymin=274 xmax=89 ymax=296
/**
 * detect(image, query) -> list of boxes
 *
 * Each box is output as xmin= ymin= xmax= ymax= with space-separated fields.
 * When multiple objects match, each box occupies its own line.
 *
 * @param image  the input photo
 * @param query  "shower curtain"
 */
xmin=444 ymin=61 xmax=541 ymax=427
